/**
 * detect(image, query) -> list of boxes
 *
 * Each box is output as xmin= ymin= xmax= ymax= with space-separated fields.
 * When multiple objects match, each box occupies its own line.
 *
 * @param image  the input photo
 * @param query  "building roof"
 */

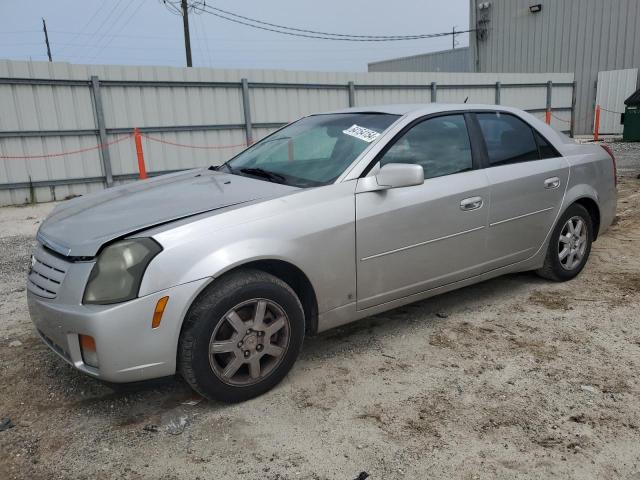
xmin=625 ymin=88 xmax=640 ymax=106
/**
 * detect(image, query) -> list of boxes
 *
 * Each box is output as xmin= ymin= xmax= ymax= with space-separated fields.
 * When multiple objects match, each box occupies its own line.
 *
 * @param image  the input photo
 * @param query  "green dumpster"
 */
xmin=622 ymin=88 xmax=640 ymax=142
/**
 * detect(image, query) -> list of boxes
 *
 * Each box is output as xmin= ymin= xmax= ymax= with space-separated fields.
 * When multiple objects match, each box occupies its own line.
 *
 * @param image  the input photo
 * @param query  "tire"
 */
xmin=178 ymin=269 xmax=305 ymax=403
xmin=536 ymin=203 xmax=593 ymax=282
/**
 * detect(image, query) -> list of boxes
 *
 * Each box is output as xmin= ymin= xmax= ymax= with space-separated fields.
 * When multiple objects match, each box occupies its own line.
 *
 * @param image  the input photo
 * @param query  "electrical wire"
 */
xmin=0 ymin=30 xmax=41 ymax=35
xmin=202 ymin=4 xmax=466 ymax=40
xmin=88 ymin=0 xmax=126 ymax=39
xmin=87 ymin=0 xmax=147 ymax=61
xmin=197 ymin=13 xmax=215 ymax=67
xmin=194 ymin=4 xmax=475 ymax=42
xmin=88 ymin=0 xmax=138 ymax=57
xmin=57 ymin=1 xmax=110 ymax=56
xmin=190 ymin=8 xmax=205 ymax=66
xmin=161 ymin=0 xmax=183 ymax=16
xmin=63 ymin=0 xmax=126 ymax=60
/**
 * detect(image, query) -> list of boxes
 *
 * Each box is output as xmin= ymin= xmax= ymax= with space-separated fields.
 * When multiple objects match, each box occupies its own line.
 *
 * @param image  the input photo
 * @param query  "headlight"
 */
xmin=83 ymin=238 xmax=162 ymax=305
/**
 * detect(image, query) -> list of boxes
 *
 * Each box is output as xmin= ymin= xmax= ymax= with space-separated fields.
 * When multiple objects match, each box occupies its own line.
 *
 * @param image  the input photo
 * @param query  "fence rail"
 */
xmin=0 ymin=61 xmax=575 ymax=206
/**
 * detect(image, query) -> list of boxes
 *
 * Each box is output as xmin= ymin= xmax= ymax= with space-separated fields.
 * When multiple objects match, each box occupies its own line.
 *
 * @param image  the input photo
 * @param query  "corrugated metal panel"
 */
xmin=596 ymin=68 xmax=638 ymax=134
xmin=368 ymin=48 xmax=472 ymax=73
xmin=0 ymin=60 xmax=573 ymax=206
xmin=469 ymin=0 xmax=640 ymax=134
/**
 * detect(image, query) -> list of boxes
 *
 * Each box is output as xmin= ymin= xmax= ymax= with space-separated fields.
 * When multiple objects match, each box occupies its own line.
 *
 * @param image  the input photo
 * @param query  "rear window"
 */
xmin=476 ymin=112 xmax=539 ymax=166
xmin=534 ymin=130 xmax=560 ymax=159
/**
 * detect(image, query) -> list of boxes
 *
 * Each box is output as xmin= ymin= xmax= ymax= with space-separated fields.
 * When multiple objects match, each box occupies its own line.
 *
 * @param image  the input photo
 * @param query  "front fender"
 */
xmin=137 ymin=182 xmax=357 ymax=315
xmin=143 ymin=237 xmax=305 ymax=292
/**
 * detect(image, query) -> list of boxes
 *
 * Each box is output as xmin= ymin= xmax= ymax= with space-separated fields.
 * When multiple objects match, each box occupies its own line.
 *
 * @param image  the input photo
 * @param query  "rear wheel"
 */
xmin=178 ymin=269 xmax=304 ymax=403
xmin=536 ymin=203 xmax=593 ymax=282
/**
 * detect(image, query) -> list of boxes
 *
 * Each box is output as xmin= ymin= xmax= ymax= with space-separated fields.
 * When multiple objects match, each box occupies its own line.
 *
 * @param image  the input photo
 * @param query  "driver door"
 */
xmin=355 ymin=113 xmax=490 ymax=310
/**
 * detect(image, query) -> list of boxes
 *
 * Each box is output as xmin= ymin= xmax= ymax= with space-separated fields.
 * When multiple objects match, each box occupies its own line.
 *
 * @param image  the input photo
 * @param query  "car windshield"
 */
xmin=222 ymin=113 xmax=399 ymax=187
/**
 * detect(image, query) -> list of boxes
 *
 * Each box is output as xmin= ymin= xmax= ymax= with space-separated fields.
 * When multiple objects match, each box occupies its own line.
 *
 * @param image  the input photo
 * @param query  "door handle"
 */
xmin=460 ymin=196 xmax=483 ymax=211
xmin=544 ymin=177 xmax=560 ymax=189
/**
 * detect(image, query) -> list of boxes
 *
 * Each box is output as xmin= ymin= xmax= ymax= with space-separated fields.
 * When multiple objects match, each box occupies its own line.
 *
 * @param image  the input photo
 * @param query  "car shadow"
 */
xmin=302 ymin=270 xmax=546 ymax=360
xmin=33 ymin=270 xmax=547 ymax=415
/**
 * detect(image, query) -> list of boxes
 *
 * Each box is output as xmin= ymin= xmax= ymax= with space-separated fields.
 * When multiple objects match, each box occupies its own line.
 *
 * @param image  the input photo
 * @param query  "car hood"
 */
xmin=37 ymin=169 xmax=298 ymax=257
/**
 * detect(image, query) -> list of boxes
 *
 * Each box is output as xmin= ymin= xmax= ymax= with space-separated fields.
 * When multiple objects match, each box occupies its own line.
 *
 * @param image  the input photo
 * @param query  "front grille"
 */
xmin=27 ymin=244 xmax=70 ymax=299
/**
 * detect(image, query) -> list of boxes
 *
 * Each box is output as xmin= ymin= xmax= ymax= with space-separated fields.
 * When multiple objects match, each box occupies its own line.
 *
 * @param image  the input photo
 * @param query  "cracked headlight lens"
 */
xmin=83 ymin=238 xmax=162 ymax=305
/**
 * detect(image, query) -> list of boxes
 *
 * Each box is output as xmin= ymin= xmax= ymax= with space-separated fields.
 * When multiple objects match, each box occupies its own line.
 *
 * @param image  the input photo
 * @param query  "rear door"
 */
xmin=355 ymin=113 xmax=490 ymax=310
xmin=474 ymin=112 xmax=570 ymax=269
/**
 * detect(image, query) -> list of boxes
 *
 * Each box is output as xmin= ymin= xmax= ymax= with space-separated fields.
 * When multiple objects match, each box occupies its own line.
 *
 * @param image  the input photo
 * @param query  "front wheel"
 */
xmin=178 ymin=269 xmax=305 ymax=403
xmin=536 ymin=203 xmax=593 ymax=282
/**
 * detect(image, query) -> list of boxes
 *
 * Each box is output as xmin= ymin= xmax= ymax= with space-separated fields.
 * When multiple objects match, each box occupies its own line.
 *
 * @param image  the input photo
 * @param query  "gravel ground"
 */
xmin=1 ymin=142 xmax=639 ymax=480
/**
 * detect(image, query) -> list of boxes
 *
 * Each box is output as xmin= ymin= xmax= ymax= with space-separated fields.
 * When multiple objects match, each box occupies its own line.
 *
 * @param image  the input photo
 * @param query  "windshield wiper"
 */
xmin=238 ymin=167 xmax=286 ymax=183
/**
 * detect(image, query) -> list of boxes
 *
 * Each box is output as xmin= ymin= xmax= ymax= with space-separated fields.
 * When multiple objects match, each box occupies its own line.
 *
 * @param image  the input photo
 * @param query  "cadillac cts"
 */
xmin=28 ymin=104 xmax=617 ymax=402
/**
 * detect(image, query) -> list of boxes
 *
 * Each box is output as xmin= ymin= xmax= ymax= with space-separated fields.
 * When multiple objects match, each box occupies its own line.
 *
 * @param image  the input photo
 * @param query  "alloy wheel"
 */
xmin=558 ymin=216 xmax=588 ymax=270
xmin=208 ymin=298 xmax=290 ymax=386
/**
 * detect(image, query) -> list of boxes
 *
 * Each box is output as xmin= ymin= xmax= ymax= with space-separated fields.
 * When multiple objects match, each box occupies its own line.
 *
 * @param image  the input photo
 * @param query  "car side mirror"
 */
xmin=358 ymin=163 xmax=424 ymax=192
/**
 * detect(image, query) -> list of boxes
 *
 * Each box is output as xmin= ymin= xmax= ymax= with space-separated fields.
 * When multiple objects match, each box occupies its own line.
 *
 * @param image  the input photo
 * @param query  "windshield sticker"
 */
xmin=342 ymin=124 xmax=380 ymax=143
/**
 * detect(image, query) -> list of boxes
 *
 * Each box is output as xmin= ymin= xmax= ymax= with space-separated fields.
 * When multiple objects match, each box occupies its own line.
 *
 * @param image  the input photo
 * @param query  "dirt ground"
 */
xmin=1 ymin=142 xmax=640 ymax=480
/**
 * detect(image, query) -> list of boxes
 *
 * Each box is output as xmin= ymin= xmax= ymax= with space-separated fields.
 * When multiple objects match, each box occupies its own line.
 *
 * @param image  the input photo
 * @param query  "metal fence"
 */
xmin=0 ymin=60 xmax=575 ymax=206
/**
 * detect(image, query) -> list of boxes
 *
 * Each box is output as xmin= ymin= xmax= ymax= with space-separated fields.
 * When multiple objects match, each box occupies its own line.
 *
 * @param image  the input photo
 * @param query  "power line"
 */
xmin=61 ymin=0 xmax=126 ymax=60
xmin=87 ymin=0 xmax=147 ymax=62
xmin=89 ymin=0 xmax=126 ymax=39
xmin=57 ymin=1 xmax=110 ymax=56
xmin=196 ymin=4 xmax=474 ymax=41
xmin=89 ymin=0 xmax=137 ymax=56
xmin=0 ymin=30 xmax=41 ymax=35
xmin=191 ymin=11 xmax=213 ymax=67
xmin=196 ymin=12 xmax=214 ymax=67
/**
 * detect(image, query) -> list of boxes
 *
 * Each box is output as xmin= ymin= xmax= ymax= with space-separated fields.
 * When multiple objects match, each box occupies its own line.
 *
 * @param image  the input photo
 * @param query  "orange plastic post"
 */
xmin=134 ymin=128 xmax=148 ymax=179
xmin=593 ymin=105 xmax=601 ymax=141
xmin=545 ymin=109 xmax=551 ymax=125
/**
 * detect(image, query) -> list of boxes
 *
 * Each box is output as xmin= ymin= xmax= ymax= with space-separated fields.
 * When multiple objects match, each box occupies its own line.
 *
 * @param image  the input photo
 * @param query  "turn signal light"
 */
xmin=79 ymin=334 xmax=98 ymax=368
xmin=152 ymin=296 xmax=170 ymax=329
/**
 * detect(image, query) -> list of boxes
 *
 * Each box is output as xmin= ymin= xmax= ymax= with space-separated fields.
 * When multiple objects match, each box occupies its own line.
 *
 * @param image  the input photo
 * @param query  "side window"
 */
xmin=534 ymin=130 xmax=560 ymax=159
xmin=379 ymin=114 xmax=472 ymax=180
xmin=476 ymin=112 xmax=539 ymax=166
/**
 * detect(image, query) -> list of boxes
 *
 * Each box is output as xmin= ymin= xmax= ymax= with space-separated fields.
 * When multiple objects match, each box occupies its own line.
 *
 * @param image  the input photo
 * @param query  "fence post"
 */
xmin=593 ymin=105 xmax=601 ymax=141
xmin=570 ymin=80 xmax=577 ymax=138
xmin=240 ymin=78 xmax=253 ymax=145
xmin=348 ymin=81 xmax=356 ymax=107
xmin=133 ymin=128 xmax=148 ymax=179
xmin=430 ymin=82 xmax=437 ymax=103
xmin=90 ymin=75 xmax=114 ymax=187
xmin=545 ymin=80 xmax=552 ymax=124
xmin=495 ymin=81 xmax=501 ymax=104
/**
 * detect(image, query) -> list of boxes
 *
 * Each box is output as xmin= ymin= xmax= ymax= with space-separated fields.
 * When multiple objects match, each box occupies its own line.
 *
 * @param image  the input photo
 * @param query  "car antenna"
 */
xmin=464 ymin=96 xmax=469 ymax=103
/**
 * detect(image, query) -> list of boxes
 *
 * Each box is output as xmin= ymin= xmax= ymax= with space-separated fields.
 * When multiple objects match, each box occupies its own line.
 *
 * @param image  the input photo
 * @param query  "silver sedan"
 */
xmin=27 ymin=104 xmax=617 ymax=402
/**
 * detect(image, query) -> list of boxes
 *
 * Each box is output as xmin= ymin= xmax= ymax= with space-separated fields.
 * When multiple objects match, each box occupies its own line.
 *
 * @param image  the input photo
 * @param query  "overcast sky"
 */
xmin=0 ymin=0 xmax=469 ymax=71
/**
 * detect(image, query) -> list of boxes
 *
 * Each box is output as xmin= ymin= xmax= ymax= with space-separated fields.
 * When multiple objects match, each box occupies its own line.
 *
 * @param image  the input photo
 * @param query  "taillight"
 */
xmin=601 ymin=144 xmax=617 ymax=187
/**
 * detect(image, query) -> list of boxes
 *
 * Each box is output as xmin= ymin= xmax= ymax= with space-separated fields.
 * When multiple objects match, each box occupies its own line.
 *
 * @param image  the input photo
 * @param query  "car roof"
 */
xmin=319 ymin=103 xmax=577 ymax=149
xmin=323 ymin=103 xmax=526 ymax=116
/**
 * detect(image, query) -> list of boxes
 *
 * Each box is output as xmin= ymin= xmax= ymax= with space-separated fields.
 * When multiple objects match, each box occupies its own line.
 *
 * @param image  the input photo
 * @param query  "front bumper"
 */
xmin=28 ymin=277 xmax=210 ymax=383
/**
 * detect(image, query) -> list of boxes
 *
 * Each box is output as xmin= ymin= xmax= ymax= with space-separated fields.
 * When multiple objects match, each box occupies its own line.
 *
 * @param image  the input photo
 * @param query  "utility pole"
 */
xmin=42 ymin=18 xmax=52 ymax=62
xmin=452 ymin=26 xmax=455 ymax=49
xmin=181 ymin=0 xmax=193 ymax=67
